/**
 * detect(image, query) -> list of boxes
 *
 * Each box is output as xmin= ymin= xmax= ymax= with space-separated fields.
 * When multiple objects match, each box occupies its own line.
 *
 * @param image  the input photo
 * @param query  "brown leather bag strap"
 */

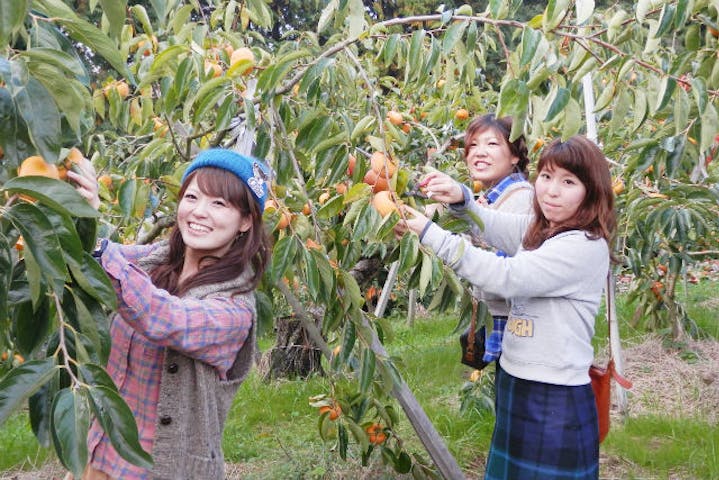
xmin=466 ymin=297 xmax=478 ymax=358
xmin=604 ymin=273 xmax=633 ymax=389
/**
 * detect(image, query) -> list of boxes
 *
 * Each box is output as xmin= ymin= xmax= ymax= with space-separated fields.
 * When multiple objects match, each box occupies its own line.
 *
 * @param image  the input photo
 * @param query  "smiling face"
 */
xmin=534 ymin=165 xmax=587 ymax=228
xmin=465 ymin=127 xmax=519 ymax=187
xmin=177 ymin=177 xmax=251 ymax=262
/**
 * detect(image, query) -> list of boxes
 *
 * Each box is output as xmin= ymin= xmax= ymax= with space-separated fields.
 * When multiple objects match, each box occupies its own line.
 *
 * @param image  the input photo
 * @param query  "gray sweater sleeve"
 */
xmin=447 ymin=191 xmax=532 ymax=256
xmin=421 ymin=222 xmax=609 ymax=299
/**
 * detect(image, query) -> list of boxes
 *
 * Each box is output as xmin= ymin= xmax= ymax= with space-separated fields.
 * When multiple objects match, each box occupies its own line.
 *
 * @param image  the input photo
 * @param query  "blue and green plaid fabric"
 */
xmin=485 ymin=366 xmax=599 ymax=480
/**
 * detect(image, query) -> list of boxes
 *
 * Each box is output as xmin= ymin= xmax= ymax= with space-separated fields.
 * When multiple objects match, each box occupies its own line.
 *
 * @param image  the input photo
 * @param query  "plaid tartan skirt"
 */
xmin=485 ymin=366 xmax=599 ymax=480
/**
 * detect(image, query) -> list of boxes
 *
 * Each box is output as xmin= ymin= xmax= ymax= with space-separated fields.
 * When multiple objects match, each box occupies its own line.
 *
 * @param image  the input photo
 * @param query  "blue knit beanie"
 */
xmin=182 ymin=149 xmax=270 ymax=210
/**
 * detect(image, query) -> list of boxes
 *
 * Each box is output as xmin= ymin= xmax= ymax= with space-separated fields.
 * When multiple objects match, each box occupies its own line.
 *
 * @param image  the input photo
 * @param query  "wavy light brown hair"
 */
xmin=463 ymin=114 xmax=530 ymax=177
xmin=151 ymin=167 xmax=271 ymax=296
xmin=522 ymin=135 xmax=616 ymax=250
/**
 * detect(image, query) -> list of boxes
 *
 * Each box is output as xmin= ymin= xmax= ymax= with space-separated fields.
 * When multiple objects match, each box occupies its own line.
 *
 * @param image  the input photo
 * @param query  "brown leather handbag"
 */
xmin=459 ymin=298 xmax=490 ymax=370
xmin=589 ymin=359 xmax=632 ymax=442
xmin=591 ymin=274 xmax=633 ymax=443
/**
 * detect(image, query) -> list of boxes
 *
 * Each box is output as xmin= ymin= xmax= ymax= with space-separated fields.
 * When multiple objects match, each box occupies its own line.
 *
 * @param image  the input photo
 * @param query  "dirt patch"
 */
xmin=617 ymin=335 xmax=718 ymax=424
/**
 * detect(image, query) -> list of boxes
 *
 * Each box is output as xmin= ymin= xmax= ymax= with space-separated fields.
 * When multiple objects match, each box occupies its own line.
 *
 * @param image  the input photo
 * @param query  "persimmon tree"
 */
xmin=1 ymin=0 xmax=718 ymax=477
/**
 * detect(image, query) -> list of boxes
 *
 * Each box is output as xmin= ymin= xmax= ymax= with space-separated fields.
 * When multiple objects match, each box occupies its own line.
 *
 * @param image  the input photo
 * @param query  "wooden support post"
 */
xmin=407 ymin=289 xmax=417 ymax=327
xmin=365 ymin=313 xmax=465 ymax=479
xmin=374 ymin=261 xmax=399 ymax=318
xmin=606 ymin=272 xmax=628 ymax=412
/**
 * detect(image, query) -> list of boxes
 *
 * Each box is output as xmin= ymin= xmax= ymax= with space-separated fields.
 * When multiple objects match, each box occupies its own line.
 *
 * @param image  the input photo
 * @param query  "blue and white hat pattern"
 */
xmin=182 ymin=149 xmax=271 ymax=210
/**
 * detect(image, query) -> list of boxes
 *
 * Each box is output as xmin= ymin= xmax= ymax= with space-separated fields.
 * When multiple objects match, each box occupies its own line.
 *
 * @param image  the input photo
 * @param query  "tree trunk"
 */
xmin=261 ymin=256 xmax=385 ymax=380
xmin=259 ymin=315 xmax=323 ymax=380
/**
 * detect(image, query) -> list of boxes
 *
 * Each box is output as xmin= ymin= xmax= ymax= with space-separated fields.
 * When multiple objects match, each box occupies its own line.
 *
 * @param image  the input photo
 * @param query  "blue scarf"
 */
xmin=483 ymin=172 xmax=527 ymax=205
xmin=481 ymin=172 xmax=527 ymax=258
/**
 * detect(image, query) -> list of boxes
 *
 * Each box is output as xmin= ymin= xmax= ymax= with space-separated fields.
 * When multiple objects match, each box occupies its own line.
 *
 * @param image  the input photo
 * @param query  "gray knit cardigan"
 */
xmin=130 ymin=242 xmax=257 ymax=480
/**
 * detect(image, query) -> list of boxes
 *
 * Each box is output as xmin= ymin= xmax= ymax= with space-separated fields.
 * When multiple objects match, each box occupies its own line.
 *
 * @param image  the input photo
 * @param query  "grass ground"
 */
xmin=1 ymin=278 xmax=717 ymax=479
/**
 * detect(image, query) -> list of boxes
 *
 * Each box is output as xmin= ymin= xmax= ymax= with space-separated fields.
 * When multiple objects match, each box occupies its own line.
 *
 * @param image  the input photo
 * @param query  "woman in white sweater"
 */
xmin=400 ymin=135 xmax=615 ymax=479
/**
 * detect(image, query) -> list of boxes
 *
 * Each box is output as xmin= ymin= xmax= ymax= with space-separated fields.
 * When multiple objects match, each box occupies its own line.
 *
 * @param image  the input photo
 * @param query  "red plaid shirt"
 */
xmin=87 ymin=242 xmax=252 ymax=479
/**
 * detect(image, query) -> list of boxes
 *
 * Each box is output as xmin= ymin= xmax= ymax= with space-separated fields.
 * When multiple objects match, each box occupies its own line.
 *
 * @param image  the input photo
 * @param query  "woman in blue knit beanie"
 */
xmin=67 ymin=149 xmax=271 ymax=480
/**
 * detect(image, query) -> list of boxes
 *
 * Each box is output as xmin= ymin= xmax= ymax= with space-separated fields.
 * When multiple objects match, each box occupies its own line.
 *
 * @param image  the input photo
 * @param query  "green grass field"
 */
xmin=1 ymin=279 xmax=717 ymax=479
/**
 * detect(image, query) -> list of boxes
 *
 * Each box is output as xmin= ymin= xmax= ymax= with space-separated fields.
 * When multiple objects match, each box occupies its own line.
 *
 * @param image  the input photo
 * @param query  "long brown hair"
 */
xmin=464 ymin=114 xmax=530 ymax=177
xmin=523 ymin=135 xmax=616 ymax=250
xmin=151 ymin=167 xmax=271 ymax=296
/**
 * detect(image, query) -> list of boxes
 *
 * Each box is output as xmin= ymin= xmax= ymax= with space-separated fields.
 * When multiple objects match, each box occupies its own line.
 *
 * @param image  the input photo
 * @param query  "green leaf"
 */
xmin=654 ymin=77 xmax=677 ymax=113
xmin=128 ymin=4 xmax=153 ymax=36
xmin=544 ymin=87 xmax=570 ymax=122
xmin=394 ymin=450 xmax=412 ymax=474
xmin=359 ymin=347 xmax=376 ymax=393
xmin=29 ymin=66 xmax=91 ymax=136
xmin=407 ymin=29 xmax=425 ymax=81
xmin=339 ymin=270 xmax=363 ymax=311
xmin=51 ymin=388 xmax=90 ymax=477
xmin=700 ymin=103 xmax=718 ymax=154
xmin=117 ymin=177 xmax=137 ymax=219
xmin=636 ymin=0 xmax=651 ymax=23
xmin=317 ymin=0 xmax=338 ymax=34
xmin=418 ymin=250 xmax=433 ymax=297
xmin=13 ymin=297 xmax=51 ymax=355
xmin=350 ymin=115 xmax=376 ymax=143
xmin=98 ymin=0 xmax=127 ymax=40
xmin=497 ymin=79 xmax=529 ymax=121
xmin=561 ymin=97 xmax=582 ymax=140
xmin=20 ymin=47 xmax=86 ymax=77
xmin=543 ymin=0 xmax=571 ymax=32
xmin=398 ymin=232 xmax=419 ymax=275
xmin=5 ymin=202 xmax=67 ymax=284
xmin=271 ymin=236 xmax=299 ymax=284
xmin=442 ymin=21 xmax=467 ymax=55
xmin=29 ymin=373 xmax=58 ymax=448
xmin=13 ymin=77 xmax=62 ymax=163
xmin=296 ymin=115 xmax=332 ymax=151
xmin=311 ymin=249 xmax=335 ymax=301
xmin=338 ymin=422 xmax=348 ymax=460
xmin=246 ymin=0 xmax=273 ymax=28
xmin=33 ymin=0 xmax=131 ymax=80
xmin=303 ymin=247 xmax=321 ymax=302
xmin=78 ymin=364 xmax=119 ymax=391
xmin=519 ymin=28 xmax=541 ymax=67
xmin=655 ymin=4 xmax=675 ymax=38
xmin=345 ymin=417 xmax=369 ymax=453
xmin=0 ymin=0 xmax=29 ymax=46
xmin=383 ymin=33 xmax=400 ymax=65
xmin=575 ymin=0 xmax=594 ymax=25
xmin=87 ymin=385 xmax=153 ymax=468
xmin=0 ymin=357 xmax=58 ymax=424
xmin=2 ymin=176 xmax=100 ymax=218
xmin=0 ymin=234 xmax=11 ymax=326
xmin=632 ymin=89 xmax=648 ymax=132
xmin=257 ymin=50 xmax=309 ymax=94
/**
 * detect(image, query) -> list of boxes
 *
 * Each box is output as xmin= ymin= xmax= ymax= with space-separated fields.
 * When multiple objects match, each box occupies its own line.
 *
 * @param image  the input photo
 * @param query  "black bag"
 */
xmin=459 ymin=298 xmax=490 ymax=370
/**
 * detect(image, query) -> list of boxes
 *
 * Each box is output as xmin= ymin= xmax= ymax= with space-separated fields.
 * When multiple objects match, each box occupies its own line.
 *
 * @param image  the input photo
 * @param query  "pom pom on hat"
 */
xmin=182 ymin=149 xmax=270 ymax=210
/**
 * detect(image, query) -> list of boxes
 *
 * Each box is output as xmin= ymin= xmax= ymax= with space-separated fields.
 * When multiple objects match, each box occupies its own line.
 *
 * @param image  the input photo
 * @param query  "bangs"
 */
xmin=538 ymin=141 xmax=588 ymax=183
xmin=188 ymin=167 xmax=250 ymax=212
